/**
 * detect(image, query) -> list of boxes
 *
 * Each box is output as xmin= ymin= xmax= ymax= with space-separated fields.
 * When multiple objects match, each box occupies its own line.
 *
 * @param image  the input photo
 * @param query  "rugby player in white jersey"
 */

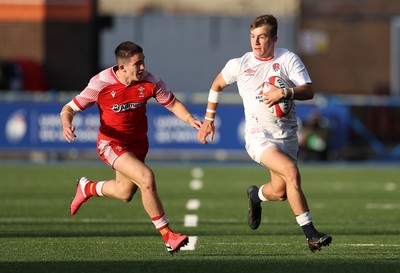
xmin=198 ymin=14 xmax=332 ymax=253
xmin=60 ymin=41 xmax=201 ymax=254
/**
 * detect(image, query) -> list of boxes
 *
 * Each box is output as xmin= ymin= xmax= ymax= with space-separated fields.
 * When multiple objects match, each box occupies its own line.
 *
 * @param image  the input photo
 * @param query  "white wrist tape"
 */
xmin=290 ymin=88 xmax=295 ymax=100
xmin=283 ymin=88 xmax=288 ymax=99
xmin=67 ymin=100 xmax=81 ymax=112
xmin=60 ymin=111 xmax=73 ymax=117
xmin=207 ymin=89 xmax=221 ymax=103
xmin=184 ymin=113 xmax=193 ymax=123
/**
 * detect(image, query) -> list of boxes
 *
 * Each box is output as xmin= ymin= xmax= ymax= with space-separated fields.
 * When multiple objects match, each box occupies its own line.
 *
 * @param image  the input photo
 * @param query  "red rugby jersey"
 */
xmin=71 ymin=66 xmax=175 ymax=144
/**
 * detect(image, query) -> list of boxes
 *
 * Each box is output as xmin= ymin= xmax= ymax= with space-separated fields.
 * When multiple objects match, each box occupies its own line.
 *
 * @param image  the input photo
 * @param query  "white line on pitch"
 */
xmin=184 ymin=214 xmax=198 ymax=227
xmin=366 ymin=203 xmax=400 ymax=209
xmin=186 ymin=199 xmax=200 ymax=210
xmin=181 ymin=236 xmax=198 ymax=251
xmin=189 ymin=179 xmax=203 ymax=190
xmin=213 ymin=242 xmax=400 ymax=247
xmin=191 ymin=168 xmax=204 ymax=179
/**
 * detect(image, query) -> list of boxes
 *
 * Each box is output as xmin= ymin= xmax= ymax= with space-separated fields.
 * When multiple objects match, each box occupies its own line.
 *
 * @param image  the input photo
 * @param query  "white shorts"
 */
xmin=245 ymin=135 xmax=299 ymax=164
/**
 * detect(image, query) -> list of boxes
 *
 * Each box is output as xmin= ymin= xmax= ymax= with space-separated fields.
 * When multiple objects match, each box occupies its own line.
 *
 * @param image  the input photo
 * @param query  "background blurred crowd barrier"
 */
xmin=0 ymin=91 xmax=399 ymax=163
xmin=0 ymin=59 xmax=48 ymax=92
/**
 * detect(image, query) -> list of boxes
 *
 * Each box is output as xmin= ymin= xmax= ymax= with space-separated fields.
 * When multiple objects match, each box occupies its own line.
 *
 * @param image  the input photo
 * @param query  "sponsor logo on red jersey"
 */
xmin=112 ymin=102 xmax=144 ymax=112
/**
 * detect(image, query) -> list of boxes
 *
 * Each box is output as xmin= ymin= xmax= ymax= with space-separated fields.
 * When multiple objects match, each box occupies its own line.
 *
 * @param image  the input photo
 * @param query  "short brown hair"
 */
xmin=114 ymin=41 xmax=143 ymax=64
xmin=250 ymin=14 xmax=278 ymax=37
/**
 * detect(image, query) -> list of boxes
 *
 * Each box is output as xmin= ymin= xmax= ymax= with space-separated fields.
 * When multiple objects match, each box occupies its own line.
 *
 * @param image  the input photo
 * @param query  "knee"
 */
xmin=284 ymin=165 xmax=300 ymax=187
xmin=273 ymin=190 xmax=287 ymax=201
xmin=117 ymin=184 xmax=138 ymax=203
xmin=121 ymin=194 xmax=133 ymax=203
xmin=119 ymin=187 xmax=135 ymax=202
xmin=140 ymin=169 xmax=156 ymax=192
xmin=268 ymin=183 xmax=287 ymax=201
xmin=278 ymin=196 xmax=287 ymax=201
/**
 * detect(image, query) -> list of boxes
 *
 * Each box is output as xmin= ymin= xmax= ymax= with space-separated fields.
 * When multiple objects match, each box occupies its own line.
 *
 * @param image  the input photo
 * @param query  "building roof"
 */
xmin=98 ymin=0 xmax=300 ymax=17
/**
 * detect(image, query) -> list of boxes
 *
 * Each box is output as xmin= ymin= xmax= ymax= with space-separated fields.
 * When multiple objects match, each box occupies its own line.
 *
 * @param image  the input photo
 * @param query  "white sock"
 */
xmin=152 ymin=214 xmax=169 ymax=230
xmin=96 ymin=181 xmax=105 ymax=196
xmin=258 ymin=185 xmax=268 ymax=202
xmin=296 ymin=211 xmax=313 ymax=226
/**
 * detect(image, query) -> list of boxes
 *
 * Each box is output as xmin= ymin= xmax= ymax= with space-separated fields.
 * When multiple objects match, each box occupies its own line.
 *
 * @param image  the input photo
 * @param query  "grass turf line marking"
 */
xmin=342 ymin=243 xmax=400 ymax=247
xmin=182 ymin=168 xmax=203 ymax=251
xmin=180 ymin=236 xmax=198 ymax=251
xmin=191 ymin=168 xmax=204 ymax=179
xmin=186 ymin=199 xmax=200 ymax=210
xmin=189 ymin=179 xmax=203 ymax=190
xmin=184 ymin=214 xmax=198 ymax=227
xmin=384 ymin=182 xmax=397 ymax=191
xmin=366 ymin=203 xmax=400 ymax=209
xmin=4 ymin=218 xmax=396 ymax=226
xmin=212 ymin=242 xmax=400 ymax=247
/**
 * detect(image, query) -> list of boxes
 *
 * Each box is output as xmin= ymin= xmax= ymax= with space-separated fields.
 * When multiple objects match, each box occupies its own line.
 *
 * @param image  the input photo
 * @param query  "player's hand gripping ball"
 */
xmin=265 ymin=76 xmax=292 ymax=118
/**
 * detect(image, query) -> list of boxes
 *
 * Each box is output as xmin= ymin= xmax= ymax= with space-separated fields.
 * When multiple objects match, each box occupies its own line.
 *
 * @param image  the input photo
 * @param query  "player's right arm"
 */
xmin=197 ymin=72 xmax=229 ymax=144
xmin=60 ymin=101 xmax=81 ymax=143
xmin=60 ymin=73 xmax=103 ymax=143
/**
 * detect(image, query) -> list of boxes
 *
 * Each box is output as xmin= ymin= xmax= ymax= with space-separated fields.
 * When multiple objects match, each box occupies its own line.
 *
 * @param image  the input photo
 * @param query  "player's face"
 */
xmin=123 ymin=53 xmax=145 ymax=83
xmin=250 ymin=25 xmax=277 ymax=59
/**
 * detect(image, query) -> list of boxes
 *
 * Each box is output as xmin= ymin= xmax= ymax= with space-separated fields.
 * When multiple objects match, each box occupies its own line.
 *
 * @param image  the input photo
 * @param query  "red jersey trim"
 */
xmin=162 ymin=95 xmax=176 ymax=107
xmin=72 ymin=97 xmax=84 ymax=111
xmin=255 ymin=55 xmax=274 ymax=62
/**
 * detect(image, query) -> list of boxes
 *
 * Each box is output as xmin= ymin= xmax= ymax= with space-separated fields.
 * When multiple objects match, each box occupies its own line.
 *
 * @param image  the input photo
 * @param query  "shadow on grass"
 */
xmin=0 ymin=258 xmax=398 ymax=273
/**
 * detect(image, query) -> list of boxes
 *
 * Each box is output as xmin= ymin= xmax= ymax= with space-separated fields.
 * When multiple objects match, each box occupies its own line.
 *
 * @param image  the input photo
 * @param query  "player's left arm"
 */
xmin=165 ymin=98 xmax=202 ymax=129
xmin=287 ymin=52 xmax=314 ymax=101
xmin=290 ymin=83 xmax=314 ymax=101
xmin=264 ymin=79 xmax=313 ymax=107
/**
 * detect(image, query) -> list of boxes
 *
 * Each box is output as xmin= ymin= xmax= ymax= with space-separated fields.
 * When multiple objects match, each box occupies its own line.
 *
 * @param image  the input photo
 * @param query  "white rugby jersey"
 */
xmin=221 ymin=48 xmax=312 ymax=139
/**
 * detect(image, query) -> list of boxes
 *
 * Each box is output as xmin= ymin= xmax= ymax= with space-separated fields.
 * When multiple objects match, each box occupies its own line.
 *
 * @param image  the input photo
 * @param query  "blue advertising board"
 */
xmin=0 ymin=101 xmax=99 ymax=152
xmin=147 ymin=104 xmax=247 ymax=151
xmin=0 ymin=101 xmax=349 ymax=155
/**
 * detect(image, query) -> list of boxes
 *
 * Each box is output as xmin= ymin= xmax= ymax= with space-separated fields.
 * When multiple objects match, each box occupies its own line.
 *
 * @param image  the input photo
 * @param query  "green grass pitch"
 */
xmin=0 ymin=163 xmax=399 ymax=273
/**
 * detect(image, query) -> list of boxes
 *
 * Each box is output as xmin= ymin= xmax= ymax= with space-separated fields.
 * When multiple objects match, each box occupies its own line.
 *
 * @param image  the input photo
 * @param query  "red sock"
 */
xmin=84 ymin=182 xmax=99 ymax=197
xmin=152 ymin=215 xmax=171 ymax=242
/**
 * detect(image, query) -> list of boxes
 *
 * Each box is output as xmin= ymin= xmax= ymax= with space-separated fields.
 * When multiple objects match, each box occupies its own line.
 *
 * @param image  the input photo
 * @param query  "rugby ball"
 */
xmin=266 ymin=76 xmax=292 ymax=118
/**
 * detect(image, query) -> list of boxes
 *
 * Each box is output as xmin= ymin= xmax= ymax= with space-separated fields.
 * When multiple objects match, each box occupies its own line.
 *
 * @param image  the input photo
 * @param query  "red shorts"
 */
xmin=96 ymin=136 xmax=149 ymax=168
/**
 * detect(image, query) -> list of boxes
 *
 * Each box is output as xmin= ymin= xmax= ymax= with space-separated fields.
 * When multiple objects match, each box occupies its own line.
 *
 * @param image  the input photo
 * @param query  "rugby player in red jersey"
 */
xmin=60 ymin=41 xmax=201 ymax=254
